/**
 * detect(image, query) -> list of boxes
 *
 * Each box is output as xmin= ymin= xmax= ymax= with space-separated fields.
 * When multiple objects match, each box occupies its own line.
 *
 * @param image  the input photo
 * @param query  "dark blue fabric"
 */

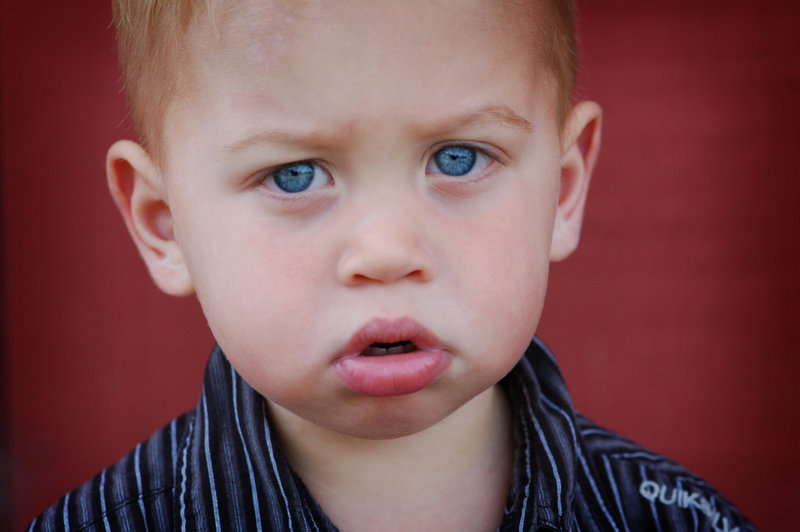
xmin=29 ymin=340 xmax=757 ymax=531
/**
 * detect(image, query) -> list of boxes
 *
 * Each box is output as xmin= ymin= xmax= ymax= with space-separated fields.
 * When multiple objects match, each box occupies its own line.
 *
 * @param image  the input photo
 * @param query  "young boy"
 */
xmin=30 ymin=0 xmax=756 ymax=530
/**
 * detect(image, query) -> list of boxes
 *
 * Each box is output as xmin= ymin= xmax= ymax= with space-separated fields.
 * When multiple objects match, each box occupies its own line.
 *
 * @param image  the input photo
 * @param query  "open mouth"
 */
xmin=362 ymin=341 xmax=418 ymax=356
xmin=334 ymin=318 xmax=451 ymax=396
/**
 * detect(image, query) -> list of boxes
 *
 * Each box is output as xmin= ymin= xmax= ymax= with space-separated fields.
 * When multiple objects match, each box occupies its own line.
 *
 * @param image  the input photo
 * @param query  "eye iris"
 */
xmin=273 ymin=162 xmax=316 ymax=192
xmin=434 ymin=146 xmax=476 ymax=176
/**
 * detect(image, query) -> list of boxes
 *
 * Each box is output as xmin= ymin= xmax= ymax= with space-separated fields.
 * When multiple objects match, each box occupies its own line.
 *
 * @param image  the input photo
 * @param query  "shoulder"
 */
xmin=27 ymin=413 xmax=193 ymax=532
xmin=574 ymin=413 xmax=758 ymax=532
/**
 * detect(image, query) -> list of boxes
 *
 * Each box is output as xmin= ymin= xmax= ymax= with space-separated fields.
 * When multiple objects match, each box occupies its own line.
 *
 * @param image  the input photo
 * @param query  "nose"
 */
xmin=337 ymin=214 xmax=435 ymax=286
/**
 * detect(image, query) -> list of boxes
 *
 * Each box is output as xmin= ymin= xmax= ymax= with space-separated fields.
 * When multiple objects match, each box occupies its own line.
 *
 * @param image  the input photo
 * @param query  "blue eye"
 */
xmin=266 ymin=161 xmax=329 ymax=193
xmin=431 ymin=146 xmax=478 ymax=177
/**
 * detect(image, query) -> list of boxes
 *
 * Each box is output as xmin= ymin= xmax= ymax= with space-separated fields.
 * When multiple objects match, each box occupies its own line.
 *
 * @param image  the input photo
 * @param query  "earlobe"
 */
xmin=550 ymin=101 xmax=602 ymax=262
xmin=106 ymin=140 xmax=195 ymax=296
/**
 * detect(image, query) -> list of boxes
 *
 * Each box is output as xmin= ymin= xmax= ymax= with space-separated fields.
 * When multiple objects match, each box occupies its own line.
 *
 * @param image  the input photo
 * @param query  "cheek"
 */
xmin=440 ymin=186 xmax=557 ymax=378
xmin=457 ymin=192 xmax=554 ymax=316
xmin=177 ymin=212 xmax=332 ymax=371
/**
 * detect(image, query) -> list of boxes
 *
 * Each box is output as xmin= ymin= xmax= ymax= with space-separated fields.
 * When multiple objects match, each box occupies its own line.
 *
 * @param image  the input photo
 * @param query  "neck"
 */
xmin=268 ymin=385 xmax=514 ymax=532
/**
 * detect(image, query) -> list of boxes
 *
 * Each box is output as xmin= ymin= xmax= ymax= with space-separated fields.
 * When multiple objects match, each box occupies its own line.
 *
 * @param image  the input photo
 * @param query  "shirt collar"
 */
xmin=176 ymin=346 xmax=333 ymax=531
xmin=500 ymin=338 xmax=579 ymax=531
xmin=177 ymin=339 xmax=579 ymax=531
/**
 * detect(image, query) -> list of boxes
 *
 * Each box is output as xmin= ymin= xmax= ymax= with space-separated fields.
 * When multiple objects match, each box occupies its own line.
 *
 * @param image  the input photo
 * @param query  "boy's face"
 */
xmin=119 ymin=0 xmax=597 ymax=439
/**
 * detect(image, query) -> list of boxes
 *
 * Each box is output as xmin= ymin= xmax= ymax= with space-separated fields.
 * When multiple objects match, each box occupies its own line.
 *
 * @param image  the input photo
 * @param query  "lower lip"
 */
xmin=333 ymin=350 xmax=451 ymax=397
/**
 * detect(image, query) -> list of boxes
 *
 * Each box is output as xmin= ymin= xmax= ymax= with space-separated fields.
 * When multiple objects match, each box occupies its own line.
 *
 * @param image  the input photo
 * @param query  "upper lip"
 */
xmin=339 ymin=317 xmax=444 ymax=357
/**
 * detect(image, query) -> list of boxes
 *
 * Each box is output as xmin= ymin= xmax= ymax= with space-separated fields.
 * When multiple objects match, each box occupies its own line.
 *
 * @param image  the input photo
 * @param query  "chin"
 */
xmin=338 ymin=415 xmax=442 ymax=441
xmin=313 ymin=393 xmax=467 ymax=441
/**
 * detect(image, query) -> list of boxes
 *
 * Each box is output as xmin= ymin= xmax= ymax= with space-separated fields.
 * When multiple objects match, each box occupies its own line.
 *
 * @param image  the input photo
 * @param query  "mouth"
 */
xmin=339 ymin=317 xmax=443 ymax=358
xmin=333 ymin=317 xmax=452 ymax=397
xmin=361 ymin=341 xmax=418 ymax=356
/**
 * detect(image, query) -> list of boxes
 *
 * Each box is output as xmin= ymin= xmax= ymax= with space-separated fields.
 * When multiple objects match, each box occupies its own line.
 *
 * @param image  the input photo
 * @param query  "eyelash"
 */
xmin=258 ymin=143 xmax=499 ymax=195
xmin=260 ymin=160 xmax=333 ymax=194
xmin=425 ymin=144 xmax=496 ymax=180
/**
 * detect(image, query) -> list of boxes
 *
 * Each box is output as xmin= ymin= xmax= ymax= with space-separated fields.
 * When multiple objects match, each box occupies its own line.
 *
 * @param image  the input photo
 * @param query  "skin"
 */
xmin=107 ymin=1 xmax=601 ymax=530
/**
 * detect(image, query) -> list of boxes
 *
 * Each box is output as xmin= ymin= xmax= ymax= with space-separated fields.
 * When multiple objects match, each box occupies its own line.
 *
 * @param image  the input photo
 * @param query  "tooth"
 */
xmin=362 ymin=341 xmax=420 ymax=356
xmin=366 ymin=345 xmax=389 ymax=356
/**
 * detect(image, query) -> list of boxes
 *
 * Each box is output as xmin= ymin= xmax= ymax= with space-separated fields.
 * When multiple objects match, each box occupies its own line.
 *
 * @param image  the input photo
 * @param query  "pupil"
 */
xmin=434 ymin=146 xmax=476 ymax=176
xmin=274 ymin=162 xmax=315 ymax=192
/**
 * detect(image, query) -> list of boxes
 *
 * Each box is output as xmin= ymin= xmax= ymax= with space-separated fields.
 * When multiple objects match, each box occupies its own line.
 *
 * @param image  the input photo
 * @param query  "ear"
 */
xmin=550 ymin=101 xmax=602 ymax=262
xmin=106 ymin=140 xmax=194 ymax=296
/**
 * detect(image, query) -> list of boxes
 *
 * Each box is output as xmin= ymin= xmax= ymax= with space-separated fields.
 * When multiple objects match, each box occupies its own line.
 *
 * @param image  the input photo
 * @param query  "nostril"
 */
xmin=338 ymin=254 xmax=434 ymax=285
xmin=408 ymin=269 xmax=429 ymax=281
xmin=336 ymin=225 xmax=435 ymax=285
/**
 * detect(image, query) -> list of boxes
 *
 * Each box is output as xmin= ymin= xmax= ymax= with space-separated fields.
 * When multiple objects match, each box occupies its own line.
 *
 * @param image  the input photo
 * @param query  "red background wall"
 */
xmin=3 ymin=1 xmax=798 ymax=529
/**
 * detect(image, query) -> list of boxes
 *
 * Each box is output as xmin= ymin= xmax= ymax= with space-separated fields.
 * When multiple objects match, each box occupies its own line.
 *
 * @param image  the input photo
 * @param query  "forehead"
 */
xmin=205 ymin=0 xmax=539 ymax=48
xmin=187 ymin=0 xmax=544 ymax=89
xmin=166 ymin=0 xmax=555 ymax=151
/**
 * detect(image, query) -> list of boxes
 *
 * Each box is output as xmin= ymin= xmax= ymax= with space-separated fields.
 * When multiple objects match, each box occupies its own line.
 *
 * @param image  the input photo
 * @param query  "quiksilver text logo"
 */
xmin=639 ymin=480 xmax=739 ymax=532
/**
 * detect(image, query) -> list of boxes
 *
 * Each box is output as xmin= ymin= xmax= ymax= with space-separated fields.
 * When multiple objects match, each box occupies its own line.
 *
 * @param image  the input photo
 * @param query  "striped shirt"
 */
xmin=29 ymin=339 xmax=757 ymax=531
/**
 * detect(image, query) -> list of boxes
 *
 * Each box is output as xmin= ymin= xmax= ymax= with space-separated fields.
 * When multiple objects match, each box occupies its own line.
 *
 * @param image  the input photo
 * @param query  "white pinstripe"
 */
xmin=178 ymin=418 xmax=194 ymax=532
xmin=263 ymin=415 xmax=295 ymax=531
xmin=62 ymin=492 xmax=70 ymax=530
xmin=602 ymin=454 xmax=631 ymax=532
xmin=98 ymin=469 xmax=111 ymax=532
xmin=522 ymin=384 xmax=563 ymax=519
xmin=231 ymin=365 xmax=263 ymax=531
xmin=202 ymin=394 xmax=223 ymax=531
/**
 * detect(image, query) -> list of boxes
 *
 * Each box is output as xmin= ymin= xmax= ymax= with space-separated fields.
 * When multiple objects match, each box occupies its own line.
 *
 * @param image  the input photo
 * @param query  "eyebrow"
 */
xmin=223 ymin=104 xmax=534 ymax=154
xmin=223 ymin=128 xmax=338 ymax=155
xmin=427 ymin=104 xmax=534 ymax=135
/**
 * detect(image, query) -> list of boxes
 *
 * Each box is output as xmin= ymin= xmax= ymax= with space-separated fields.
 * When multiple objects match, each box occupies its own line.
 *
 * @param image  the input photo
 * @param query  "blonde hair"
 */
xmin=111 ymin=0 xmax=209 ymax=163
xmin=111 ymin=0 xmax=577 ymax=162
xmin=540 ymin=0 xmax=578 ymax=127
